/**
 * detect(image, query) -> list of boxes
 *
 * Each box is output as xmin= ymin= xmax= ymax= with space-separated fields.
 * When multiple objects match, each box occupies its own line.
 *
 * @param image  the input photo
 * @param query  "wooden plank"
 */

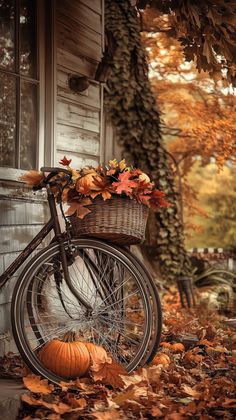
xmin=57 ymin=0 xmax=102 ymax=34
xmin=56 ymin=152 xmax=99 ymax=169
xmin=0 ymin=303 xmax=12 ymax=336
xmin=0 ymin=200 xmax=49 ymax=225
xmin=57 ymin=48 xmax=98 ymax=79
xmin=57 ymin=124 xmax=100 ymax=156
xmin=0 ymin=274 xmax=18 ymax=304
xmin=0 ymin=255 xmax=4 ymax=275
xmin=57 ymin=19 xmax=102 ymax=62
xmin=57 ymin=11 xmax=101 ymax=46
xmin=0 ymin=225 xmax=45 ymax=254
xmin=57 ymin=99 xmax=100 ymax=133
xmin=80 ymin=0 xmax=101 ymax=14
xmin=57 ymin=69 xmax=100 ymax=109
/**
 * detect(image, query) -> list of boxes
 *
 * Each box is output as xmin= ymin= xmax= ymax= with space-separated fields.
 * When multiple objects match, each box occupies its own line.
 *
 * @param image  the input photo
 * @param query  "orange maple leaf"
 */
xmin=90 ymin=177 xmax=114 ymax=200
xmin=66 ymin=198 xmax=92 ymax=219
xmin=112 ymin=171 xmax=138 ymax=194
xmin=75 ymin=179 xmax=91 ymax=195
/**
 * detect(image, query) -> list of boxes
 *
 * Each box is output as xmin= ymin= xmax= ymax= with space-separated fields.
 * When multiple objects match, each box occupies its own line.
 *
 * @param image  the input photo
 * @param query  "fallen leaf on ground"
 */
xmin=92 ymin=410 xmax=122 ymax=419
xmin=181 ymin=384 xmax=201 ymax=399
xmin=21 ymin=394 xmax=72 ymax=414
xmin=23 ymin=375 xmax=54 ymax=394
xmin=90 ymin=360 xmax=127 ymax=388
xmin=152 ymin=353 xmax=171 ymax=365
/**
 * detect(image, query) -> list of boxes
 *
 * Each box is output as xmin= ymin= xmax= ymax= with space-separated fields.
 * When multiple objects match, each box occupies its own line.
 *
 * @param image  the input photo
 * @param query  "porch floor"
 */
xmin=0 ymin=379 xmax=25 ymax=420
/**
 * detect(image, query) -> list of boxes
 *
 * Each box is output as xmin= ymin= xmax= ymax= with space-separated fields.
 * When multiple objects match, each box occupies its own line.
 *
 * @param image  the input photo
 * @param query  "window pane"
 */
xmin=20 ymin=0 xmax=37 ymax=77
xmin=20 ymin=81 xmax=37 ymax=169
xmin=0 ymin=0 xmax=15 ymax=71
xmin=0 ymin=73 xmax=16 ymax=167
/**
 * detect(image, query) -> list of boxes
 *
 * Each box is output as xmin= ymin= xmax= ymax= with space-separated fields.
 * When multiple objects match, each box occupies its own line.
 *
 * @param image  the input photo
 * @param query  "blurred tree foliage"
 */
xmin=186 ymin=164 xmax=236 ymax=249
xmin=143 ymin=18 xmax=236 ymax=233
xmin=137 ymin=0 xmax=236 ymax=86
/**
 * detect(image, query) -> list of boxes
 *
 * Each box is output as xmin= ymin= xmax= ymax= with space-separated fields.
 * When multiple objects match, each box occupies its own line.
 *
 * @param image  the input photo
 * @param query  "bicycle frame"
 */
xmin=0 ymin=185 xmax=92 ymax=310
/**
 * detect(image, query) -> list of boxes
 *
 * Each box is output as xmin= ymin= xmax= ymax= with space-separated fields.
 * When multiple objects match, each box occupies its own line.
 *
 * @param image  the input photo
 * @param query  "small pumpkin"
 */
xmin=152 ymin=353 xmax=170 ymax=366
xmin=39 ymin=331 xmax=90 ymax=378
xmin=84 ymin=342 xmax=109 ymax=364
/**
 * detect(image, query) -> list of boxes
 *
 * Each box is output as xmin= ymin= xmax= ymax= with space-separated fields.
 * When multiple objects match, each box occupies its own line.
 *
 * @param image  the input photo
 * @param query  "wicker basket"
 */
xmin=69 ymin=196 xmax=149 ymax=245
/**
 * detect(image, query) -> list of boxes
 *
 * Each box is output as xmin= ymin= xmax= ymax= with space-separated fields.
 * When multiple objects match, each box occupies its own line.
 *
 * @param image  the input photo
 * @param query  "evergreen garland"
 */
xmin=104 ymin=0 xmax=193 ymax=282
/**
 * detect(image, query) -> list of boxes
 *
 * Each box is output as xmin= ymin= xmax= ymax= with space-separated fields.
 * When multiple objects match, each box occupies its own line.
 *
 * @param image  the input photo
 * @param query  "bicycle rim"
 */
xmin=117 ymin=245 xmax=162 ymax=363
xmin=11 ymin=239 xmax=155 ymax=383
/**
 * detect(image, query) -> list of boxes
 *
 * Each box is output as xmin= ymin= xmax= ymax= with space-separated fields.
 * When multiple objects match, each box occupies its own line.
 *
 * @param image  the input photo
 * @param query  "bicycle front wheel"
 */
xmin=11 ymin=239 xmax=158 ymax=383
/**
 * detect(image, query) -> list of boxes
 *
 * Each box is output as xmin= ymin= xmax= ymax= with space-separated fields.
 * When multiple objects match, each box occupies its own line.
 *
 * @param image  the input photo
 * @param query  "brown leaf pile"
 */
xmin=19 ymin=288 xmax=236 ymax=419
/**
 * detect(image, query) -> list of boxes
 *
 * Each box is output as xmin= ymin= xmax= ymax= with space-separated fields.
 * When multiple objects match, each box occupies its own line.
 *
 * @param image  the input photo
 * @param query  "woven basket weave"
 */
xmin=69 ymin=196 xmax=149 ymax=245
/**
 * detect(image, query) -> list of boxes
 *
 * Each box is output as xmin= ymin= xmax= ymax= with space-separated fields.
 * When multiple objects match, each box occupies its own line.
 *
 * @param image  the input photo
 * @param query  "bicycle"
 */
xmin=0 ymin=167 xmax=162 ymax=384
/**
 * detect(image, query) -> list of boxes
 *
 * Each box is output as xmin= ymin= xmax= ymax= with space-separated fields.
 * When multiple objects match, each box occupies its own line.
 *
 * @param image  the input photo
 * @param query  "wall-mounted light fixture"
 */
xmin=68 ymin=75 xmax=90 ymax=93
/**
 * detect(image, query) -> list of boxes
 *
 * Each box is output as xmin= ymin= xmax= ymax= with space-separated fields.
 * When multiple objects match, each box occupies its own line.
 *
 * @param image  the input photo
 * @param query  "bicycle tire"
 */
xmin=116 ymin=245 xmax=162 ymax=362
xmin=11 ymin=238 xmax=161 ymax=384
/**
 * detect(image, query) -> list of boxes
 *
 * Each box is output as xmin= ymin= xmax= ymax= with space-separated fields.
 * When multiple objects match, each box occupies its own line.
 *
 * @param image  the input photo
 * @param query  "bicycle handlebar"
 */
xmin=40 ymin=167 xmax=71 ymax=176
xmin=33 ymin=167 xmax=72 ymax=191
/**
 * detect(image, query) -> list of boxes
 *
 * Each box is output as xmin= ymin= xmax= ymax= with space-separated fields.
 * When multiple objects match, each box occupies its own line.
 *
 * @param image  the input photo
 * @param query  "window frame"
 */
xmin=0 ymin=0 xmax=49 ymax=182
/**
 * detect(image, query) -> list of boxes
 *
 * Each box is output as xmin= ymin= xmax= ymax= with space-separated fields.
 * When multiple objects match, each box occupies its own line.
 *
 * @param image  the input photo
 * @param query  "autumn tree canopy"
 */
xmin=141 ymin=13 xmax=236 ymax=231
xmin=136 ymin=0 xmax=236 ymax=86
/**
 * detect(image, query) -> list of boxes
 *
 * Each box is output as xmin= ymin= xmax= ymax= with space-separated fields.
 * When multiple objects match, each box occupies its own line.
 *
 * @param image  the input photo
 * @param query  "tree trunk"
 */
xmin=104 ymin=0 xmax=193 ymax=284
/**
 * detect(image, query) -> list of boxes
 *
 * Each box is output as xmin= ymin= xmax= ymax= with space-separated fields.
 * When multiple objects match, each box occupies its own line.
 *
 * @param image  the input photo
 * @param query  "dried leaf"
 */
xmin=66 ymin=198 xmax=92 ymax=219
xmin=20 ymin=170 xmax=44 ymax=186
xmin=152 ymin=353 xmax=171 ymax=365
xmin=171 ymin=343 xmax=185 ymax=352
xmin=90 ymin=360 xmax=127 ymax=388
xmin=113 ymin=384 xmax=148 ymax=406
xmin=160 ymin=342 xmax=172 ymax=349
xmin=222 ymin=398 xmax=236 ymax=408
xmin=112 ymin=171 xmax=138 ymax=194
xmin=21 ymin=394 xmax=72 ymax=414
xmin=181 ymin=384 xmax=201 ymax=399
xmin=23 ymin=375 xmax=54 ymax=394
xmin=59 ymin=156 xmax=72 ymax=166
xmin=92 ymin=411 xmax=122 ymax=420
xmin=151 ymin=406 xmax=163 ymax=417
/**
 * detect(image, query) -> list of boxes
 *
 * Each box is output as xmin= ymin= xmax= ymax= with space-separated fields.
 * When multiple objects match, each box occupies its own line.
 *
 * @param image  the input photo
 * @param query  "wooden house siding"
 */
xmin=55 ymin=0 xmax=104 ymax=168
xmin=0 ymin=182 xmax=50 ymax=352
xmin=0 ymin=0 xmax=107 ymax=353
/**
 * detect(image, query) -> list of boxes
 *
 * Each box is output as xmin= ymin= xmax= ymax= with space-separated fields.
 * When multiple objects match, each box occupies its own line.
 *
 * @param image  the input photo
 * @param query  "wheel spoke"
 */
xmin=12 ymin=240 xmax=161 ymax=383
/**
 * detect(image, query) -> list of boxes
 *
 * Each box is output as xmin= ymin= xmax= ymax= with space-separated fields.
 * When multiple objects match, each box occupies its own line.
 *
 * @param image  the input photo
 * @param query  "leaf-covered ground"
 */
xmin=18 ymin=288 xmax=236 ymax=419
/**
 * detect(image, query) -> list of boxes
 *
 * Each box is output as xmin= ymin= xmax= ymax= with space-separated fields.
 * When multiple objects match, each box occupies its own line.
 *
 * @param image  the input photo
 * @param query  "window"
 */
xmin=0 ymin=0 xmax=38 ymax=170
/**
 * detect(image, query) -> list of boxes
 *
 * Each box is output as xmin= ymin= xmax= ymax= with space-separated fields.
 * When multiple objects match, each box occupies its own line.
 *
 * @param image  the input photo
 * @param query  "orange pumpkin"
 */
xmin=84 ymin=342 xmax=109 ymax=364
xmin=39 ymin=331 xmax=90 ymax=378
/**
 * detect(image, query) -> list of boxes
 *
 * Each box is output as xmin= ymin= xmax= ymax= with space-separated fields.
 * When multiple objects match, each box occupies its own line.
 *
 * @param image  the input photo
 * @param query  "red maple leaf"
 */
xmin=112 ymin=172 xmax=138 ymax=194
xmin=59 ymin=156 xmax=72 ymax=166
xmin=149 ymin=190 xmax=170 ymax=210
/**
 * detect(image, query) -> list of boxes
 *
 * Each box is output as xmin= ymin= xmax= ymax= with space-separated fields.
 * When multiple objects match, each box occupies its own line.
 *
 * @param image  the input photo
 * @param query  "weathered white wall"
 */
xmin=56 ymin=0 xmax=104 ymax=167
xmin=0 ymin=182 xmax=50 ymax=353
xmin=0 ymin=0 xmax=106 ymax=355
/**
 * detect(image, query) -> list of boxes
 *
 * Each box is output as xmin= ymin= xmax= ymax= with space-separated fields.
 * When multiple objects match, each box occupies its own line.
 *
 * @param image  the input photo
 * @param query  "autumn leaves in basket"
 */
xmin=21 ymin=156 xmax=170 ymax=220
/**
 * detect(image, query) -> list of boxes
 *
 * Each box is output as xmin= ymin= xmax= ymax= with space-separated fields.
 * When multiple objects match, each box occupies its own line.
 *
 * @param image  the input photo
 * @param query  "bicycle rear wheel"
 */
xmin=11 ymin=238 xmax=161 ymax=384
